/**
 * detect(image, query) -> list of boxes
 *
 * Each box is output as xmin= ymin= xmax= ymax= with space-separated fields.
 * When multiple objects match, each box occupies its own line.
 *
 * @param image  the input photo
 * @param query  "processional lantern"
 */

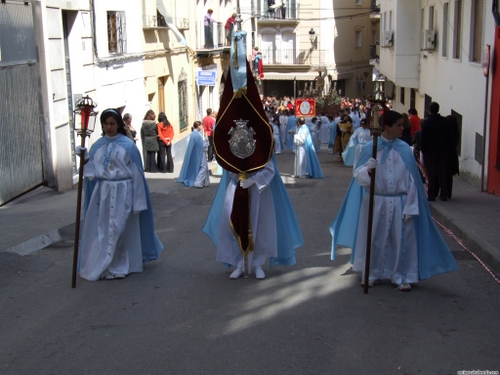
xmin=73 ymin=95 xmax=98 ymax=137
xmin=71 ymin=95 xmax=98 ymax=289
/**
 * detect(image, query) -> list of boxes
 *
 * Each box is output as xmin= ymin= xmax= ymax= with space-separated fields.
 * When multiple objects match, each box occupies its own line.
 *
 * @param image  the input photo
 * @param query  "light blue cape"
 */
xmin=330 ymin=137 xmax=457 ymax=280
xmin=84 ymin=134 xmax=163 ymax=263
xmin=302 ymin=126 xmax=324 ymax=179
xmin=177 ymin=131 xmax=204 ymax=187
xmin=286 ymin=115 xmax=296 ymax=150
xmin=202 ymin=156 xmax=303 ymax=267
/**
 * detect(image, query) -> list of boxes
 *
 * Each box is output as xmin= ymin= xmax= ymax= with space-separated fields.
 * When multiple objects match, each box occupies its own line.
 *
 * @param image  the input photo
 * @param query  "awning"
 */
xmin=156 ymin=0 xmax=187 ymax=46
xmin=263 ymin=73 xmax=320 ymax=81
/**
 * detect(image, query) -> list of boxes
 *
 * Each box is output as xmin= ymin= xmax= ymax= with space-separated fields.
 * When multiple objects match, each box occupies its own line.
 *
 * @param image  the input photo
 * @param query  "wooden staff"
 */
xmin=71 ymin=135 xmax=87 ymax=288
xmin=363 ymin=102 xmax=383 ymax=294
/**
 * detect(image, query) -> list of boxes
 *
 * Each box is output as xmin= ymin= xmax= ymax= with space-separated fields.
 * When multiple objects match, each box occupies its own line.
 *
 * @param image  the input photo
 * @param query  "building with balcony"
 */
xmin=249 ymin=0 xmax=375 ymax=100
xmin=372 ymin=0 xmax=495 ymax=189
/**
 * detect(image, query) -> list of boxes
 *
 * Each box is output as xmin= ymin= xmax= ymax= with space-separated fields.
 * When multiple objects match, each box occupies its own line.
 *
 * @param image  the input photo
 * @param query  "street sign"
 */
xmin=197 ymin=70 xmax=217 ymax=86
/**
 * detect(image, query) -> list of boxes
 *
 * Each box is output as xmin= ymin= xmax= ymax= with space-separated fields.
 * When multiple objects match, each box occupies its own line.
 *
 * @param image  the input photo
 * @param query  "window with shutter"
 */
xmin=472 ymin=0 xmax=484 ymax=62
xmin=453 ymin=0 xmax=462 ymax=59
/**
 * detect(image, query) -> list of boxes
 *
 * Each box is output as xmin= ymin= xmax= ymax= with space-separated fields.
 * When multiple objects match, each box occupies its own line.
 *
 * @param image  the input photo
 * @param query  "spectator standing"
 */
xmin=157 ymin=112 xmax=174 ymax=173
xmin=399 ymin=112 xmax=412 ymax=145
xmin=123 ymin=113 xmax=138 ymax=143
xmin=141 ymin=109 xmax=158 ymax=173
xmin=268 ymin=0 xmax=276 ymax=19
xmin=444 ymin=115 xmax=460 ymax=199
xmin=204 ymin=9 xmax=217 ymax=48
xmin=421 ymin=102 xmax=453 ymax=201
xmin=203 ymin=108 xmax=216 ymax=161
xmin=224 ymin=13 xmax=237 ymax=46
xmin=408 ymin=108 xmax=420 ymax=137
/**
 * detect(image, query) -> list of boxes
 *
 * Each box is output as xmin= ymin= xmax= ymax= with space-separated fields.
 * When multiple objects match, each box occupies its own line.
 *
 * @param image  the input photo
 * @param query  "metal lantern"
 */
xmin=73 ymin=96 xmax=98 ymax=136
xmin=71 ymin=95 xmax=98 ymax=288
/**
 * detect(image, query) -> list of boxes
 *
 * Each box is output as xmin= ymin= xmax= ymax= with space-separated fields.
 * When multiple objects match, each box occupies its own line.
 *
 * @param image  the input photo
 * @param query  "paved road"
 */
xmin=1 ymin=149 xmax=499 ymax=375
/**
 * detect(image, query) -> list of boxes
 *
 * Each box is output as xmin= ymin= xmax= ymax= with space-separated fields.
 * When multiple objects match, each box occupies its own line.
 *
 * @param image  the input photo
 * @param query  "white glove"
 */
xmin=75 ymin=146 xmax=89 ymax=160
xmin=366 ymin=157 xmax=378 ymax=170
xmin=240 ymin=178 xmax=255 ymax=189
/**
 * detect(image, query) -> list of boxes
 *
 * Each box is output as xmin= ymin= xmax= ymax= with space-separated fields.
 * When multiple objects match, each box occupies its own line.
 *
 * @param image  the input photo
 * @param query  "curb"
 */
xmin=430 ymin=206 xmax=500 ymax=277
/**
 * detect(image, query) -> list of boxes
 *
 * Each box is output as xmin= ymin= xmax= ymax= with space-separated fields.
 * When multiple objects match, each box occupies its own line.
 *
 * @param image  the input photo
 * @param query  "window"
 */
xmin=178 ymin=79 xmax=188 ymax=132
xmin=355 ymin=29 xmax=362 ymax=48
xmin=400 ymin=87 xmax=405 ymax=105
xmin=442 ymin=3 xmax=449 ymax=57
xmin=107 ymin=11 xmax=126 ymax=54
xmin=471 ymin=0 xmax=484 ymax=62
xmin=357 ymin=81 xmax=366 ymax=91
xmin=429 ymin=6 xmax=434 ymax=29
xmin=453 ymin=0 xmax=462 ymax=59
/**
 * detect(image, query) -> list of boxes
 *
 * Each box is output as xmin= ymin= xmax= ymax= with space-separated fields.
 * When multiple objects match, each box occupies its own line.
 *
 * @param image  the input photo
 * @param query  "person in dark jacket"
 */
xmin=141 ymin=110 xmax=159 ymax=173
xmin=442 ymin=115 xmax=460 ymax=198
xmin=420 ymin=102 xmax=453 ymax=201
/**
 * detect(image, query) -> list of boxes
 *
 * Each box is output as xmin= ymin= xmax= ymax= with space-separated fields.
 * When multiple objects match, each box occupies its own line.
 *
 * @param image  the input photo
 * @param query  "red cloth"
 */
xmin=410 ymin=115 xmax=421 ymax=137
xmin=203 ymin=115 xmax=215 ymax=137
xmin=258 ymin=58 xmax=264 ymax=79
xmin=158 ymin=124 xmax=174 ymax=146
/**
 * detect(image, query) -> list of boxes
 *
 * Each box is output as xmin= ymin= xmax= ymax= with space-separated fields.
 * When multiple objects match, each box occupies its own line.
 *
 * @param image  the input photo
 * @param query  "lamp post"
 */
xmin=309 ymin=28 xmax=317 ymax=49
xmin=71 ymin=96 xmax=98 ymax=288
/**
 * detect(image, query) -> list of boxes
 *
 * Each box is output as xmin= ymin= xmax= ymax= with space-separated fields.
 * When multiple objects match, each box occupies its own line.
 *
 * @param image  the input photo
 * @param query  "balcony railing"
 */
xmin=261 ymin=48 xmax=328 ymax=66
xmin=143 ymin=14 xmax=167 ymax=29
xmin=196 ymin=21 xmax=227 ymax=50
xmin=176 ymin=18 xmax=189 ymax=30
xmin=258 ymin=0 xmax=299 ymax=20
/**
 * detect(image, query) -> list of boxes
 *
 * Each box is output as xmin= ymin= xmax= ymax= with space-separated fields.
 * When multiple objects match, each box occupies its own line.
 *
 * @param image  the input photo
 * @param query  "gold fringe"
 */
xmin=234 ymin=87 xmax=247 ymax=98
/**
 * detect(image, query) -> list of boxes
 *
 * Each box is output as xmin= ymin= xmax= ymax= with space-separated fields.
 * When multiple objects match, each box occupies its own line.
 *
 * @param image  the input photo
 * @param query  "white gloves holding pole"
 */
xmin=75 ymin=146 xmax=89 ymax=160
xmin=366 ymin=157 xmax=378 ymax=170
xmin=240 ymin=178 xmax=255 ymax=189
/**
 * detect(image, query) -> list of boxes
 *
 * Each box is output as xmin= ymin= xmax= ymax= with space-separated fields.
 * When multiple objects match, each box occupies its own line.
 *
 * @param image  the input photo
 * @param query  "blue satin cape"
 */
xmin=177 ymin=131 xmax=204 ymax=187
xmin=303 ymin=126 xmax=324 ymax=179
xmin=202 ymin=156 xmax=303 ymax=267
xmin=330 ymin=137 xmax=457 ymax=280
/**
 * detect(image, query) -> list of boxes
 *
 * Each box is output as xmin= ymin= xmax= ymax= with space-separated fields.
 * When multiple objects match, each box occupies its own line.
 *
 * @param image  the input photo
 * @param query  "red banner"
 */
xmin=295 ymin=98 xmax=316 ymax=117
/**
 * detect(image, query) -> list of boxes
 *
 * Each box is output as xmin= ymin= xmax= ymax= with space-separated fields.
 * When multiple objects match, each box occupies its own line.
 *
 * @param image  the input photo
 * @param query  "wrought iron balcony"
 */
xmin=261 ymin=48 xmax=329 ymax=66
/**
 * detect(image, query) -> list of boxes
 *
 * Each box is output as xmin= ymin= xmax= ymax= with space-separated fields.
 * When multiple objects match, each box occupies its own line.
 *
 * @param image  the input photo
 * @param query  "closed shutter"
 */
xmin=454 ymin=0 xmax=462 ymax=59
xmin=473 ymin=0 xmax=484 ymax=62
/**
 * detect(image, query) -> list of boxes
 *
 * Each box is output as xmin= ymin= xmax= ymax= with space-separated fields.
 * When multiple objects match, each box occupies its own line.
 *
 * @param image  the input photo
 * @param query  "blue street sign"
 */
xmin=197 ymin=70 xmax=217 ymax=86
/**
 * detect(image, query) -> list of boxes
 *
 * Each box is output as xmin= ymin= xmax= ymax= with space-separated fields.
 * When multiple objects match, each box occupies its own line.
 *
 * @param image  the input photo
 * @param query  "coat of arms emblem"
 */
xmin=228 ymin=119 xmax=256 ymax=159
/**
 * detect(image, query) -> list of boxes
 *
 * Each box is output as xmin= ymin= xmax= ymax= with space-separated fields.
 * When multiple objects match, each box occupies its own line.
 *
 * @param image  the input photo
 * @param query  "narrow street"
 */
xmin=1 ymin=149 xmax=499 ymax=375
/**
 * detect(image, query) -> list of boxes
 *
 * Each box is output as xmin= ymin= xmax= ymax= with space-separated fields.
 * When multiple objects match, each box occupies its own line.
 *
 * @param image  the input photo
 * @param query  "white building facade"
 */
xmin=373 ymin=0 xmax=494 ymax=185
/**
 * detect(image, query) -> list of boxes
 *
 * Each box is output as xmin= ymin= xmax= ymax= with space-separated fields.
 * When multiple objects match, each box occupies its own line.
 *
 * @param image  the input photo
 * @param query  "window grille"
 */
xmin=107 ymin=11 xmax=126 ymax=54
xmin=178 ymin=80 xmax=188 ymax=132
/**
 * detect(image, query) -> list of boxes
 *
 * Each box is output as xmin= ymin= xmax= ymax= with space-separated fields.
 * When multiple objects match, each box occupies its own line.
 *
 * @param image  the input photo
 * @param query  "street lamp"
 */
xmin=71 ymin=95 xmax=98 ymax=288
xmin=309 ymin=28 xmax=317 ymax=49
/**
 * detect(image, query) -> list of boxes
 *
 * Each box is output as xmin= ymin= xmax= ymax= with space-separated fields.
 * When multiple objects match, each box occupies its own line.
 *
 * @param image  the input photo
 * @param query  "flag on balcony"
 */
xmin=230 ymin=30 xmax=248 ymax=95
xmin=258 ymin=57 xmax=264 ymax=79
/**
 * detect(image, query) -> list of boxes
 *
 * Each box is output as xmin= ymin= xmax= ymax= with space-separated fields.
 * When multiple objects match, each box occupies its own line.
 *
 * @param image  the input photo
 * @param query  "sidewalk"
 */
xmin=1 ymin=160 xmax=499 ymax=277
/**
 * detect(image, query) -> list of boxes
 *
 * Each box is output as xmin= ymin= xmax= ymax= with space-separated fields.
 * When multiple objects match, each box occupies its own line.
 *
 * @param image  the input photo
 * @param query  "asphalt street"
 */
xmin=1 ymin=149 xmax=499 ymax=375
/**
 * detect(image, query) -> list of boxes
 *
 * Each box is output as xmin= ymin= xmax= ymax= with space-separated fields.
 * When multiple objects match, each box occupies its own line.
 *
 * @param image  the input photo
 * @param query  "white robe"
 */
xmin=279 ymin=115 xmax=288 ymax=145
xmin=272 ymin=123 xmax=282 ymax=154
xmin=349 ymin=127 xmax=371 ymax=168
xmin=319 ymin=116 xmax=331 ymax=143
xmin=294 ymin=125 xmax=308 ymax=178
xmin=216 ymin=162 xmax=277 ymax=270
xmin=352 ymin=142 xmax=420 ymax=285
xmin=80 ymin=137 xmax=147 ymax=281
xmin=194 ymin=137 xmax=210 ymax=187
